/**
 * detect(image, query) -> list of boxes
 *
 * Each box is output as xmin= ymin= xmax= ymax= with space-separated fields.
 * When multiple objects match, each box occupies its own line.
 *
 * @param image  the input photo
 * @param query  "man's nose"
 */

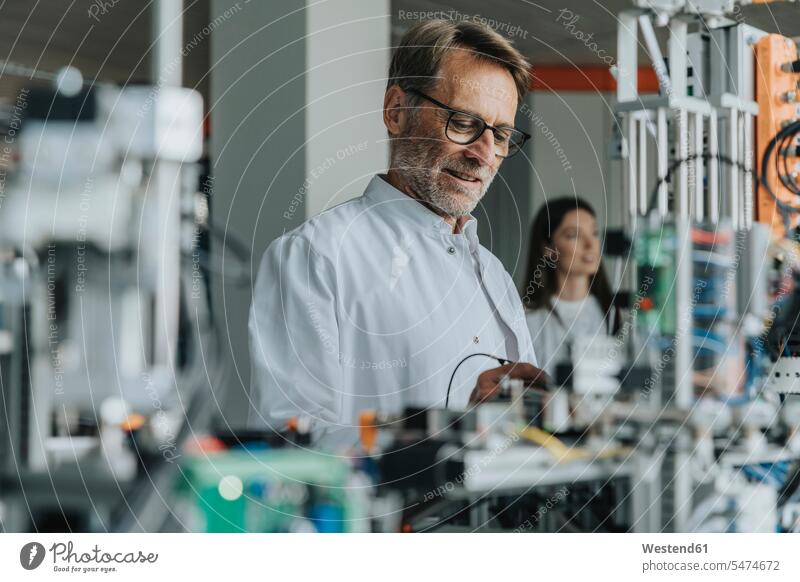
xmin=463 ymin=128 xmax=495 ymax=167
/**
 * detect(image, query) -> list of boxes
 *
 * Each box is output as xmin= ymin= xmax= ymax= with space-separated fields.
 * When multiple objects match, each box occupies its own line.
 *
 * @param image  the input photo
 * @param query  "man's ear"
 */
xmin=384 ymin=84 xmax=408 ymax=137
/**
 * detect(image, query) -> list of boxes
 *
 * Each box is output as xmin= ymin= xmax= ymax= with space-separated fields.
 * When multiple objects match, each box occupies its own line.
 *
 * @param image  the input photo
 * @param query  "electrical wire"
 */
xmin=778 ymin=131 xmax=799 ymax=197
xmin=759 ymin=119 xmax=800 ymax=221
xmin=647 ymin=153 xmax=748 ymax=216
xmin=445 ymin=352 xmax=509 ymax=408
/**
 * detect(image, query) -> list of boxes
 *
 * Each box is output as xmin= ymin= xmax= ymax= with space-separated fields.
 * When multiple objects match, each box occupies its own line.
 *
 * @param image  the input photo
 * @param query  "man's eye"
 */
xmin=449 ymin=116 xmax=477 ymax=133
xmin=494 ymin=129 xmax=512 ymax=144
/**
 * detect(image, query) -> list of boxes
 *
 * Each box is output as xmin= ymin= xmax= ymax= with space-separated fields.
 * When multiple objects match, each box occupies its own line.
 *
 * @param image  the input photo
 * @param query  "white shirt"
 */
xmin=525 ymin=295 xmax=607 ymax=377
xmin=249 ymin=175 xmax=536 ymax=447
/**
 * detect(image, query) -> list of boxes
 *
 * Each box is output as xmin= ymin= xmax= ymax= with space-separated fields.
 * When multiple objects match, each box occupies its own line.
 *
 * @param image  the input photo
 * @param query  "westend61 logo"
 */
xmin=19 ymin=541 xmax=158 ymax=574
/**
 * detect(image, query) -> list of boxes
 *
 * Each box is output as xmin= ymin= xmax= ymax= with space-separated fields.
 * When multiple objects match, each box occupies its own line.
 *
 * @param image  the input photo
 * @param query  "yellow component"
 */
xmin=518 ymin=427 xmax=588 ymax=463
xmin=518 ymin=427 xmax=632 ymax=463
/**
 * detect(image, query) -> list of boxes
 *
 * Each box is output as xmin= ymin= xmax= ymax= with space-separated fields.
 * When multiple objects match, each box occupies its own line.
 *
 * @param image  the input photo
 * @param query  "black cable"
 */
xmin=644 ymin=121 xmax=800 ymax=225
xmin=781 ymin=59 xmax=800 ymax=74
xmin=776 ymin=130 xmax=796 ymax=195
xmin=759 ymin=119 xmax=800 ymax=217
xmin=777 ymin=131 xmax=791 ymax=192
xmin=775 ymin=139 xmax=797 ymax=240
xmin=445 ymin=352 xmax=509 ymax=409
xmin=760 ymin=120 xmax=800 ymax=233
xmin=646 ymin=153 xmax=748 ymax=216
xmin=778 ymin=131 xmax=800 ymax=197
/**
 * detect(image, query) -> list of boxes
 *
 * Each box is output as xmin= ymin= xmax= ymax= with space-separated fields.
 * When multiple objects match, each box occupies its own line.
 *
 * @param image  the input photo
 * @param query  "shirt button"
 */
xmin=447 ymin=246 xmax=456 ymax=255
xmin=473 ymin=336 xmax=480 ymax=344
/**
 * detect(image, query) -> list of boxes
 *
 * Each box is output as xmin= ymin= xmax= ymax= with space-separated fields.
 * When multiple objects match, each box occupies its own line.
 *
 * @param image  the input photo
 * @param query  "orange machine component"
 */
xmin=358 ymin=410 xmax=378 ymax=452
xmin=755 ymin=34 xmax=799 ymax=238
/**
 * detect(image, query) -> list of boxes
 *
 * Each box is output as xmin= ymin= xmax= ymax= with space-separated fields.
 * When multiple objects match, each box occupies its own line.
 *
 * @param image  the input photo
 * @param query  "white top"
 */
xmin=525 ymin=295 xmax=607 ymax=377
xmin=249 ymin=175 xmax=537 ymax=448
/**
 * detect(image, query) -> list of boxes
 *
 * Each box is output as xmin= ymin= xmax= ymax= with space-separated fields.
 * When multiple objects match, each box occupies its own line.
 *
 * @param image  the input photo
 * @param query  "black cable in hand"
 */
xmin=445 ymin=352 xmax=509 ymax=409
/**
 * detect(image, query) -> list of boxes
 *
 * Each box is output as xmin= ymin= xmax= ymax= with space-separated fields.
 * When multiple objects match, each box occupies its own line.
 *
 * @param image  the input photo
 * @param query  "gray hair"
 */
xmin=387 ymin=19 xmax=531 ymax=108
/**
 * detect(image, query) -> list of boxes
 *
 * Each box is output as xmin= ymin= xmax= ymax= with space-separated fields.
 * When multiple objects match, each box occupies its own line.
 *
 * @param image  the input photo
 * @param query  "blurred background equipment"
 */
xmin=171 ymin=428 xmax=373 ymax=533
xmin=2 ymin=0 xmax=800 ymax=534
xmin=361 ymin=0 xmax=800 ymax=533
xmin=0 ymin=0 xmax=224 ymax=532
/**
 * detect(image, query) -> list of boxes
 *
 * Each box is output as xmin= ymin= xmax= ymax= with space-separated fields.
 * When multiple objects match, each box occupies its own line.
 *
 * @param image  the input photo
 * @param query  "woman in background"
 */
xmin=522 ymin=197 xmax=618 ymax=378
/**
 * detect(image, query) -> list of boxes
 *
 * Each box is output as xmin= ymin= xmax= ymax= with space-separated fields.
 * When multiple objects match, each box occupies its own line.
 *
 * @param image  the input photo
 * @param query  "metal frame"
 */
xmin=614 ymin=8 xmax=762 ymax=533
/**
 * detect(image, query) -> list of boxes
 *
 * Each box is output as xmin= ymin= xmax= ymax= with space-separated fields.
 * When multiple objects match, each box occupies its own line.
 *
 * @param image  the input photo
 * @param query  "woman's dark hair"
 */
xmin=521 ymin=197 xmax=619 ymax=333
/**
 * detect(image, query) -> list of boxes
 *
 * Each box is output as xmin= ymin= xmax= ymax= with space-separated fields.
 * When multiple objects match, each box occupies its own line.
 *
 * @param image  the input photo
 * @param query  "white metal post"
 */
xmin=150 ymin=0 xmax=183 ymax=369
xmin=694 ymin=112 xmax=704 ymax=221
xmin=709 ymin=112 xmax=719 ymax=223
xmin=657 ymin=107 xmax=669 ymax=216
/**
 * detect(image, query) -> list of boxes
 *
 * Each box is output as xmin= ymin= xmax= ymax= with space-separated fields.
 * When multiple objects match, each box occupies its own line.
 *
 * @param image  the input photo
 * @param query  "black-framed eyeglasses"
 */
xmin=407 ymin=89 xmax=530 ymax=159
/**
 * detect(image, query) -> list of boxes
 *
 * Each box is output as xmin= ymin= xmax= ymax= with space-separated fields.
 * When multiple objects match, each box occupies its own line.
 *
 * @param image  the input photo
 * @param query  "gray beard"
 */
xmin=390 ymin=133 xmax=495 ymax=217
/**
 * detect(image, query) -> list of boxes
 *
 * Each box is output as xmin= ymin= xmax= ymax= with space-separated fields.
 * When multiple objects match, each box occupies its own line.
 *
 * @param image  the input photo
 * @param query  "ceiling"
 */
xmin=393 ymin=0 xmax=800 ymax=65
xmin=0 ymin=0 xmax=798 ymax=105
xmin=0 ymin=0 xmax=210 ymax=102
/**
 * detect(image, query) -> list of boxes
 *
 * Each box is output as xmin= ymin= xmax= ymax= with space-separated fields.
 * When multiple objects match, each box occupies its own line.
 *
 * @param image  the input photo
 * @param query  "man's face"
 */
xmin=391 ymin=52 xmax=519 ymax=217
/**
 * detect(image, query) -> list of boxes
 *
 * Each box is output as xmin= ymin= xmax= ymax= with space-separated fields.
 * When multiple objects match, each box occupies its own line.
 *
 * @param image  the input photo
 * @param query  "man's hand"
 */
xmin=470 ymin=362 xmax=549 ymax=404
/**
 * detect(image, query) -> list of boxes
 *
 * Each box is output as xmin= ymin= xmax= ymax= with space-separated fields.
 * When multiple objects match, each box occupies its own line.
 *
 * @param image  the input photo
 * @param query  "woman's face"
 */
xmin=549 ymin=209 xmax=601 ymax=277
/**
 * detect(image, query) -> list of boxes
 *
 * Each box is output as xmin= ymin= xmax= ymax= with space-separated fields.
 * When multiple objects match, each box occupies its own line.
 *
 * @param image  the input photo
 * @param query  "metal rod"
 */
xmin=152 ymin=0 xmax=183 ymax=86
xmin=676 ymin=108 xmax=689 ymax=218
xmin=657 ymin=108 xmax=669 ymax=216
xmin=694 ymin=112 xmax=704 ymax=221
xmin=668 ymin=19 xmax=688 ymax=99
xmin=709 ymin=112 xmax=719 ymax=223
xmin=743 ymin=111 xmax=754 ymax=228
xmin=639 ymin=114 xmax=648 ymax=214
xmin=150 ymin=0 xmax=184 ymax=368
xmin=728 ymin=108 xmax=739 ymax=230
xmin=627 ymin=115 xmax=639 ymax=224
xmin=738 ymin=112 xmax=746 ymax=228
xmin=639 ymin=14 xmax=671 ymax=96
xmin=617 ymin=12 xmax=639 ymax=102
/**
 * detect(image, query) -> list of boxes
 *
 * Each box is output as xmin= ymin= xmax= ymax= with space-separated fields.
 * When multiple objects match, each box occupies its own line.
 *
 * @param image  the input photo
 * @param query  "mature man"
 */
xmin=249 ymin=19 xmax=544 ymax=447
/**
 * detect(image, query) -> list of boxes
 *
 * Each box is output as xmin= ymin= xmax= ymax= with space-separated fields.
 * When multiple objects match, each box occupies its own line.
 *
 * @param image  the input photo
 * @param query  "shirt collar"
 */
xmin=364 ymin=175 xmax=480 ymax=244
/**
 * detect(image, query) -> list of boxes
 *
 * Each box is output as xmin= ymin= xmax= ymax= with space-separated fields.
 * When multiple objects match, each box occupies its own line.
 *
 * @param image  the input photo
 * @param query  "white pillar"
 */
xmin=305 ymin=0 xmax=391 ymax=216
xmin=210 ymin=0 xmax=390 ymax=423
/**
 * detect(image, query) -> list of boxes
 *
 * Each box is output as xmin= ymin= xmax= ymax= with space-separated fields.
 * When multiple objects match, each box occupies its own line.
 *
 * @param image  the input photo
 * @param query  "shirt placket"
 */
xmin=443 ymin=232 xmax=478 ymax=344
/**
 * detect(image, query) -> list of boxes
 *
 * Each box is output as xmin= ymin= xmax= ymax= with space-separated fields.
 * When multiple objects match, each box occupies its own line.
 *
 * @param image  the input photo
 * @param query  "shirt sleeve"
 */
xmin=515 ymin=301 xmax=538 ymax=368
xmin=525 ymin=308 xmax=552 ymax=374
xmin=504 ymin=272 xmax=538 ymax=368
xmin=248 ymin=233 xmax=345 ymax=445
